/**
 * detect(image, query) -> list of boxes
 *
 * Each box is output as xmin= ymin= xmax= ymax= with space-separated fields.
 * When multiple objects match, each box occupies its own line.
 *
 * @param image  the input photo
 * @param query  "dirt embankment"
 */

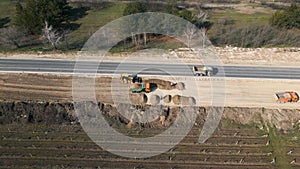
xmin=1 ymin=47 xmax=299 ymax=66
xmin=174 ymin=47 xmax=300 ymax=66
xmin=223 ymin=107 xmax=300 ymax=132
xmin=1 ymin=101 xmax=299 ymax=132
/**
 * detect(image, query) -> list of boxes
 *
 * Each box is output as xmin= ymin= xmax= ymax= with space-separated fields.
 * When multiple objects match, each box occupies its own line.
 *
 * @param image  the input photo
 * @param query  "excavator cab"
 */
xmin=120 ymin=73 xmax=138 ymax=83
xmin=145 ymin=82 xmax=151 ymax=93
xmin=290 ymin=92 xmax=299 ymax=102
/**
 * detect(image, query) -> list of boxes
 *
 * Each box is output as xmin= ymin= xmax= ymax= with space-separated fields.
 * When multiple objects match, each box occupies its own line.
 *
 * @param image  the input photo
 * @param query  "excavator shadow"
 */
xmin=150 ymin=83 xmax=158 ymax=92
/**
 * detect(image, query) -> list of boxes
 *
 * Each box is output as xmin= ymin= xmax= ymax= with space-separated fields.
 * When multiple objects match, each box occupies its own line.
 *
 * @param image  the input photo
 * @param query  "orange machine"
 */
xmin=275 ymin=91 xmax=299 ymax=103
xmin=145 ymin=82 xmax=151 ymax=93
xmin=129 ymin=82 xmax=151 ymax=93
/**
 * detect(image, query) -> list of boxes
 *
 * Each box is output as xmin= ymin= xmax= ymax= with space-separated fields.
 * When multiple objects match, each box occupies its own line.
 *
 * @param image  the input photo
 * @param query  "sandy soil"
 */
xmin=201 ymin=0 xmax=294 ymax=14
xmin=203 ymin=2 xmax=275 ymax=14
xmin=1 ymin=72 xmax=299 ymax=110
xmin=1 ymin=47 xmax=299 ymax=66
xmin=146 ymin=76 xmax=300 ymax=109
xmin=174 ymin=47 xmax=300 ymax=66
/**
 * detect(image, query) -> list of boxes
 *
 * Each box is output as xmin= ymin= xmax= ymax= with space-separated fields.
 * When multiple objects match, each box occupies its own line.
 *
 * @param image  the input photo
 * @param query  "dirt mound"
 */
xmin=172 ymin=95 xmax=196 ymax=105
xmin=145 ymin=79 xmax=176 ymax=90
xmin=175 ymin=82 xmax=185 ymax=90
xmin=163 ymin=95 xmax=172 ymax=103
xmin=150 ymin=94 xmax=161 ymax=105
xmin=130 ymin=83 xmax=142 ymax=89
xmin=138 ymin=94 xmax=148 ymax=104
xmin=127 ymin=120 xmax=135 ymax=128
xmin=172 ymin=95 xmax=181 ymax=105
xmin=144 ymin=79 xmax=185 ymax=91
xmin=129 ymin=93 xmax=148 ymax=105
xmin=223 ymin=107 xmax=300 ymax=132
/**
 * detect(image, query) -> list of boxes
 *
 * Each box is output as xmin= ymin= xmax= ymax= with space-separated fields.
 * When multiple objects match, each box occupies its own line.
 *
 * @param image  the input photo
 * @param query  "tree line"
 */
xmin=0 ymin=0 xmax=299 ymax=51
xmin=121 ymin=1 xmax=210 ymax=48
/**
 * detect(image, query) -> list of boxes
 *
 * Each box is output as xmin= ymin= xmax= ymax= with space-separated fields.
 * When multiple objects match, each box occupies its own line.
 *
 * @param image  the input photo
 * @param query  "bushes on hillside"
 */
xmin=15 ymin=0 xmax=71 ymax=35
xmin=210 ymin=23 xmax=300 ymax=47
xmin=123 ymin=2 xmax=147 ymax=16
xmin=270 ymin=4 xmax=300 ymax=29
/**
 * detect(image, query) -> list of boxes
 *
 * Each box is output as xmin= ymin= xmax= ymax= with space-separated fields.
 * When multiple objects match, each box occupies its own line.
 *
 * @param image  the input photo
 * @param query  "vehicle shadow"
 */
xmin=212 ymin=67 xmax=219 ymax=76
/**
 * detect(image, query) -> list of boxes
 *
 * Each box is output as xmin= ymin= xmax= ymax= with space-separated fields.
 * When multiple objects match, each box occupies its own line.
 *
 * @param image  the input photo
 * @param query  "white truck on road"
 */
xmin=192 ymin=66 xmax=213 ymax=76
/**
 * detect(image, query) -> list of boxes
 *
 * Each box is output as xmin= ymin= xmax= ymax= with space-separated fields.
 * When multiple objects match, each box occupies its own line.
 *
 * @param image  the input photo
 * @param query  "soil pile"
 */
xmin=145 ymin=79 xmax=176 ymax=90
xmin=150 ymin=94 xmax=160 ymax=105
xmin=130 ymin=83 xmax=142 ymax=89
xmin=163 ymin=95 xmax=172 ymax=103
xmin=175 ymin=82 xmax=185 ymax=90
xmin=129 ymin=93 xmax=147 ymax=105
xmin=173 ymin=95 xmax=196 ymax=105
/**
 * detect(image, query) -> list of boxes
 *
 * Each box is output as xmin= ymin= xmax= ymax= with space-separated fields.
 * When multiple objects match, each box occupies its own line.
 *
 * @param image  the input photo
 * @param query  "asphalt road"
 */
xmin=1 ymin=58 xmax=300 ymax=79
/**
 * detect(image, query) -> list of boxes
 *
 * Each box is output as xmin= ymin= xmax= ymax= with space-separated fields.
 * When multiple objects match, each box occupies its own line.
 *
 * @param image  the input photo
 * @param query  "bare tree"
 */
xmin=200 ymin=28 xmax=207 ymax=48
xmin=143 ymin=32 xmax=147 ymax=46
xmin=196 ymin=10 xmax=208 ymax=22
xmin=183 ymin=24 xmax=198 ymax=48
xmin=41 ymin=21 xmax=62 ymax=50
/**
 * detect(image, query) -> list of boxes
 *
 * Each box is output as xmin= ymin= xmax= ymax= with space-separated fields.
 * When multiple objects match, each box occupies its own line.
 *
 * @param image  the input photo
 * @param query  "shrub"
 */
xmin=123 ymin=2 xmax=147 ymax=16
xmin=15 ymin=0 xmax=71 ymax=35
xmin=270 ymin=3 xmax=300 ymax=29
xmin=210 ymin=23 xmax=300 ymax=47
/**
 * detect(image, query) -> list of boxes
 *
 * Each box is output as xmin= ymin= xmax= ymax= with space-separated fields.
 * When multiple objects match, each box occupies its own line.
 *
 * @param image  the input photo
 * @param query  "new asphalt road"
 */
xmin=0 ymin=58 xmax=300 ymax=79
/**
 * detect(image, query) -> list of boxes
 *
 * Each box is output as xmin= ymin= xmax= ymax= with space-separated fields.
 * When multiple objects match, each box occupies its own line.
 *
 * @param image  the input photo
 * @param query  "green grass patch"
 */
xmin=109 ymin=36 xmax=185 ymax=53
xmin=68 ymin=3 xmax=126 ymax=49
xmin=220 ymin=118 xmax=262 ymax=132
xmin=268 ymin=123 xmax=291 ymax=169
xmin=0 ymin=0 xmax=18 ymax=26
xmin=146 ymin=38 xmax=185 ymax=50
xmin=209 ymin=10 xmax=272 ymax=27
xmin=258 ymin=115 xmax=291 ymax=169
xmin=282 ymin=121 xmax=300 ymax=145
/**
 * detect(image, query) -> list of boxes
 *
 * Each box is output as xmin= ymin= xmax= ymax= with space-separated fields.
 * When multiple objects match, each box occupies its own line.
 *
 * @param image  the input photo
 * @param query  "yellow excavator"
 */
xmin=120 ymin=73 xmax=142 ymax=83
